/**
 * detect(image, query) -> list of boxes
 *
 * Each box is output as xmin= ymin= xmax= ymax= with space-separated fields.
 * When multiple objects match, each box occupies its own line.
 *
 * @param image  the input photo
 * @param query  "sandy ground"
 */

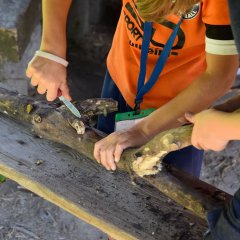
xmin=1 ymin=23 xmax=240 ymax=239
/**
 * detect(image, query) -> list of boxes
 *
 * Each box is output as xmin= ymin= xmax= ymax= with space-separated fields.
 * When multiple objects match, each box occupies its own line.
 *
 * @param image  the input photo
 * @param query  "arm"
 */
xmin=94 ymin=53 xmax=239 ymax=170
xmin=26 ymin=0 xmax=72 ymax=101
xmin=40 ymin=0 xmax=72 ymax=58
xmin=140 ymin=53 xmax=239 ymax=138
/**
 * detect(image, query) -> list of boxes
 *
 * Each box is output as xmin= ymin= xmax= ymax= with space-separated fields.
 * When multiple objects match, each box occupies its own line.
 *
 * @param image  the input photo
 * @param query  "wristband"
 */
xmin=34 ymin=50 xmax=69 ymax=67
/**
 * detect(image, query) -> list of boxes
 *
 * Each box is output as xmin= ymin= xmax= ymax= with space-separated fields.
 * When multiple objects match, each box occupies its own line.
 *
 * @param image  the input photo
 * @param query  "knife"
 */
xmin=59 ymin=95 xmax=81 ymax=118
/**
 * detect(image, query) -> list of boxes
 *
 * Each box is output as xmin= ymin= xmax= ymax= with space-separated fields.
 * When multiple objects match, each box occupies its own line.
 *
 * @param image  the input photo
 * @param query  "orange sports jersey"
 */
xmin=107 ymin=0 xmax=238 ymax=109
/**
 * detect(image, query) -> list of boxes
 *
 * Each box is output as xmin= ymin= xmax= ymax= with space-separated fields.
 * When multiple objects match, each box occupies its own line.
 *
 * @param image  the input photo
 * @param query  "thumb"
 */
xmin=184 ymin=112 xmax=195 ymax=123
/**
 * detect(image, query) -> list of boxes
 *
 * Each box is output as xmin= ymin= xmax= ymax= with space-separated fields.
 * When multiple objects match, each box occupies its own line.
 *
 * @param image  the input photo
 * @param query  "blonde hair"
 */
xmin=136 ymin=0 xmax=199 ymax=22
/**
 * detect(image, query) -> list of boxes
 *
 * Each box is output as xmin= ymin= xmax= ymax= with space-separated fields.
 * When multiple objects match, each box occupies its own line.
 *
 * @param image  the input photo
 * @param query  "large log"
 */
xmin=0 ymin=87 xmax=233 ymax=219
xmin=0 ymin=114 xmax=208 ymax=240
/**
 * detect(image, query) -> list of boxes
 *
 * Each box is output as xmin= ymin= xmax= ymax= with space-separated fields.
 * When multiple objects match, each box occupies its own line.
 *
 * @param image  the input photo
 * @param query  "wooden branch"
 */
xmin=0 ymin=87 xmax=234 ymax=220
xmin=1 ymin=86 xmax=189 ymax=172
xmin=129 ymin=125 xmax=193 ymax=176
xmin=120 ymin=124 xmax=232 ymax=219
xmin=0 ymin=87 xmax=117 ymax=154
xmin=0 ymin=87 xmax=118 ymax=125
xmin=143 ymin=168 xmax=232 ymax=219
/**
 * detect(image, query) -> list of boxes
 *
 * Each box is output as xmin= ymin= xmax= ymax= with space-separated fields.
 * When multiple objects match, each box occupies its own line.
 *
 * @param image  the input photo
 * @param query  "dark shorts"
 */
xmin=97 ymin=71 xmax=204 ymax=178
xmin=228 ymin=0 xmax=240 ymax=53
xmin=205 ymin=188 xmax=240 ymax=240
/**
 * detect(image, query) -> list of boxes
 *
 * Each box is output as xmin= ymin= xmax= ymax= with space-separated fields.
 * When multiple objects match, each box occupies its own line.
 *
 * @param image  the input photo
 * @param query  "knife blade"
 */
xmin=59 ymin=95 xmax=81 ymax=118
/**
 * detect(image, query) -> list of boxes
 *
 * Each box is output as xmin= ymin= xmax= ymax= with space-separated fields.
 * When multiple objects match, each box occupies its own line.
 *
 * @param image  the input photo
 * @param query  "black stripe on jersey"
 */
xmin=205 ymin=24 xmax=234 ymax=40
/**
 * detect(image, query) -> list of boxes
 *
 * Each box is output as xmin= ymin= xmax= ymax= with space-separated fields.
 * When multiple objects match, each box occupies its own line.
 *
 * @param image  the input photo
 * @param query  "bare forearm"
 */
xmin=40 ymin=0 xmax=72 ymax=58
xmin=140 ymin=55 xmax=239 ymax=138
xmin=140 ymin=73 xmax=228 ymax=137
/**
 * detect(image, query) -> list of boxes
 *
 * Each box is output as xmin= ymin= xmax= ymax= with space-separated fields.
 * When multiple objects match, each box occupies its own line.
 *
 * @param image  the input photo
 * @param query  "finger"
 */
xmin=100 ymin=150 xmax=110 ymax=171
xmin=191 ymin=135 xmax=201 ymax=150
xmin=94 ymin=142 xmax=102 ymax=163
xmin=31 ymin=77 xmax=39 ymax=87
xmin=195 ymin=139 xmax=212 ymax=151
xmin=177 ymin=115 xmax=191 ymax=125
xmin=194 ymin=145 xmax=202 ymax=150
xmin=60 ymin=82 xmax=72 ymax=101
xmin=37 ymin=85 xmax=47 ymax=95
xmin=211 ymin=141 xmax=228 ymax=152
xmin=185 ymin=112 xmax=195 ymax=123
xmin=200 ymin=144 xmax=209 ymax=151
xmin=26 ymin=66 xmax=33 ymax=78
xmin=106 ymin=148 xmax=116 ymax=171
xmin=114 ymin=142 xmax=127 ymax=163
xmin=177 ymin=116 xmax=188 ymax=124
xmin=46 ymin=85 xmax=58 ymax=101
xmin=191 ymin=137 xmax=202 ymax=150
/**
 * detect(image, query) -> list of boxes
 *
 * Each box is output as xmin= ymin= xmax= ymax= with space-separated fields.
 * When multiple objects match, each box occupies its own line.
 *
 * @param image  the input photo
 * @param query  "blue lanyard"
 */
xmin=134 ymin=17 xmax=183 ymax=112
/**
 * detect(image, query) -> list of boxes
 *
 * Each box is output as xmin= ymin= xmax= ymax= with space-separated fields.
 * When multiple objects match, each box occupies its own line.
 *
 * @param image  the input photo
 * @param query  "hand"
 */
xmin=94 ymin=127 xmax=149 ymax=171
xmin=26 ymin=56 xmax=71 ymax=101
xmin=185 ymin=109 xmax=229 ymax=151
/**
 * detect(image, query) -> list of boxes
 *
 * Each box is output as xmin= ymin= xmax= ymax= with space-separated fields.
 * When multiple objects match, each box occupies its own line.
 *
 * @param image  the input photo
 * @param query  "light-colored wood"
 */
xmin=0 ymin=114 xmax=207 ymax=240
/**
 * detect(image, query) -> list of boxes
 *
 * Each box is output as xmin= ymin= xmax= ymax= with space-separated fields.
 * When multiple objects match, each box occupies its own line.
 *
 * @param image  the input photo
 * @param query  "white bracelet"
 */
xmin=34 ymin=50 xmax=69 ymax=67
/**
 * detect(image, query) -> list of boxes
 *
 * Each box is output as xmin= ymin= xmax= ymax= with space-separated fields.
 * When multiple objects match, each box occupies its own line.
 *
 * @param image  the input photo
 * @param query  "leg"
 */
xmin=163 ymin=146 xmax=204 ymax=178
xmin=228 ymin=0 xmax=240 ymax=53
xmin=205 ymin=188 xmax=240 ymax=240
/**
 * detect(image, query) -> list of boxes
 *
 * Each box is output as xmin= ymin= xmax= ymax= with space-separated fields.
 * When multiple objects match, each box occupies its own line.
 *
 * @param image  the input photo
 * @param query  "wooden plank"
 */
xmin=0 ymin=114 xmax=207 ymax=240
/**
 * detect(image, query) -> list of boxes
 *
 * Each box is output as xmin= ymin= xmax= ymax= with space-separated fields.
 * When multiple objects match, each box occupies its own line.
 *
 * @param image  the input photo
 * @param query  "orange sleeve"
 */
xmin=201 ymin=0 xmax=231 ymax=25
xmin=201 ymin=0 xmax=238 ymax=55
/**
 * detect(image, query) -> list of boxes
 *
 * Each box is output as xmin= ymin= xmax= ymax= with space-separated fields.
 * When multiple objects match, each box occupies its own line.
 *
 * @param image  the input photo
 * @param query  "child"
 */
xmin=93 ymin=0 xmax=239 ymax=176
xmin=26 ymin=0 xmax=238 ymax=178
